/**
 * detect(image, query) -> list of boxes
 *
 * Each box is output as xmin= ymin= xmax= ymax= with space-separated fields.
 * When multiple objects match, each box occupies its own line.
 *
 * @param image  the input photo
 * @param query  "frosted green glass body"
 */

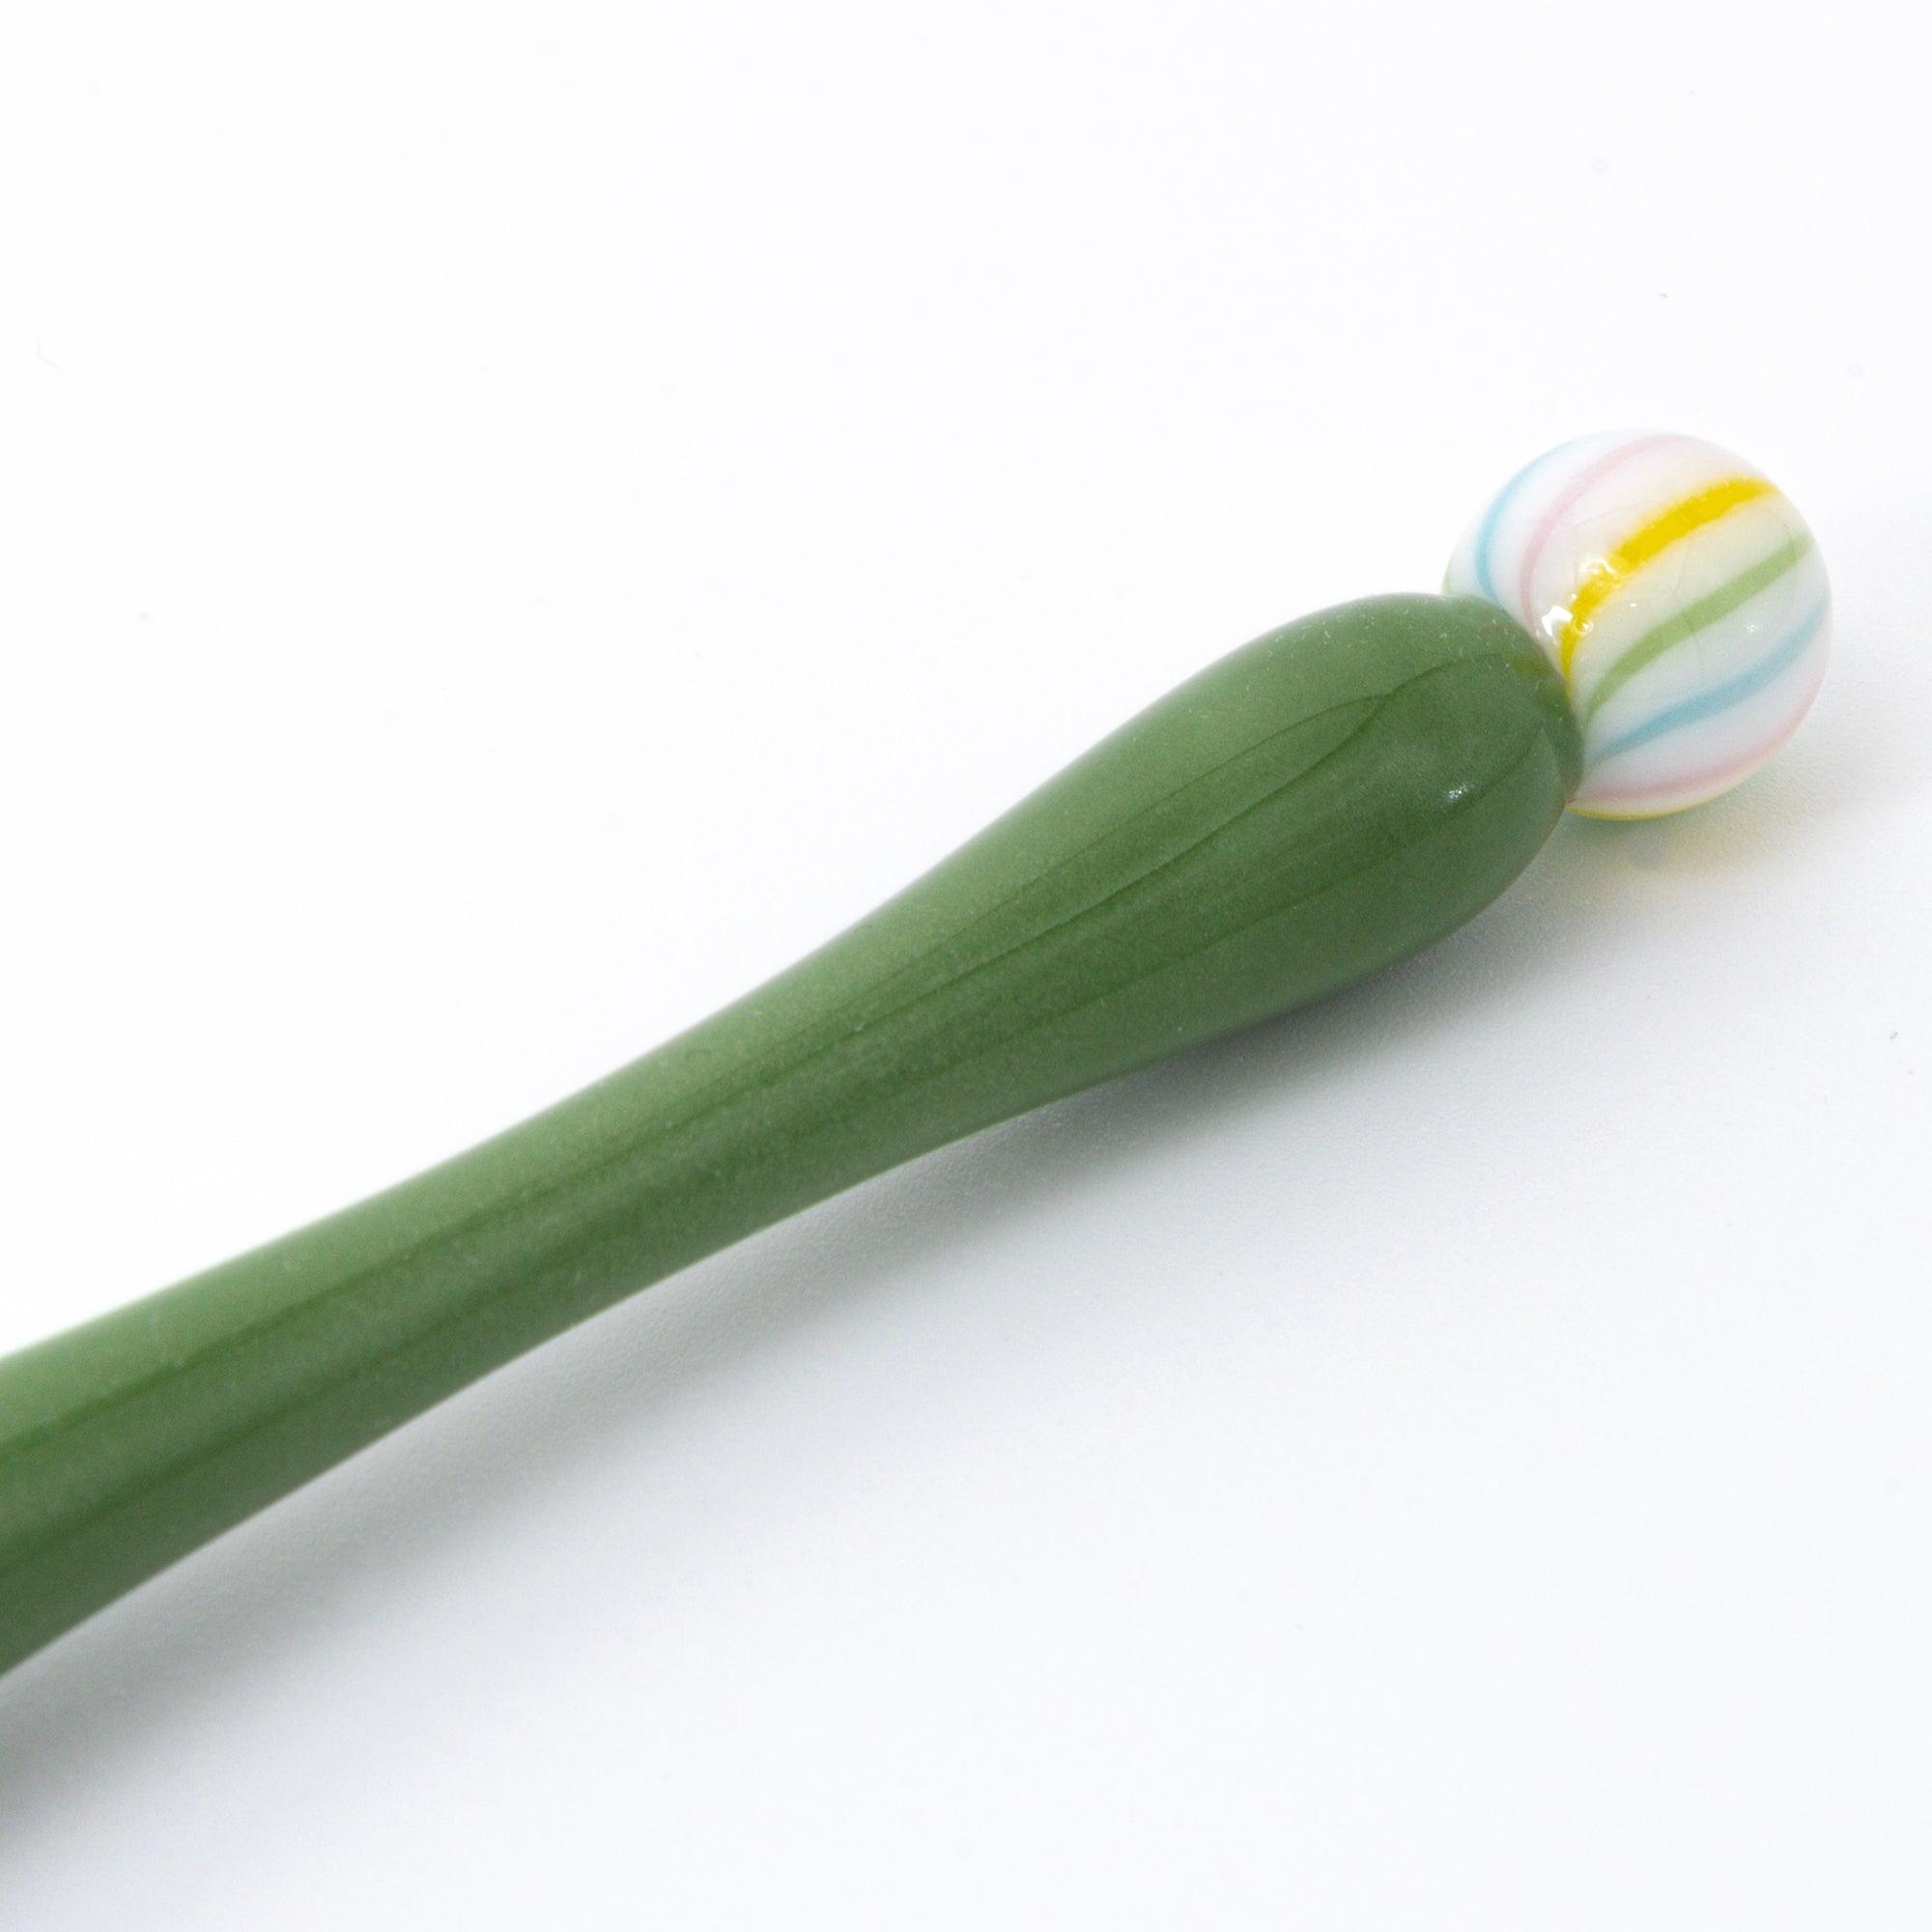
xmin=0 ymin=593 xmax=1580 ymax=1675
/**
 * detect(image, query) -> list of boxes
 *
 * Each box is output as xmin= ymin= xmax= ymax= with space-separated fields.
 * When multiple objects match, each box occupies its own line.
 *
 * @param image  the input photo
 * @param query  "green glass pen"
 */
xmin=0 ymin=431 xmax=1830 ymax=1678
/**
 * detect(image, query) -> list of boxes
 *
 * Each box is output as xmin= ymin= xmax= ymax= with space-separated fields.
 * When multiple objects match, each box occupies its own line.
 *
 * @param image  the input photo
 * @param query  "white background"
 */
xmin=3 ymin=2 xmax=1928 ymax=1925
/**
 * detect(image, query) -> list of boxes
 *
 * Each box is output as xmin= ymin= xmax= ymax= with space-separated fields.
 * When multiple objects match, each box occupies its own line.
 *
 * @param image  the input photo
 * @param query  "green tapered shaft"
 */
xmin=0 ymin=594 xmax=1580 ymax=1675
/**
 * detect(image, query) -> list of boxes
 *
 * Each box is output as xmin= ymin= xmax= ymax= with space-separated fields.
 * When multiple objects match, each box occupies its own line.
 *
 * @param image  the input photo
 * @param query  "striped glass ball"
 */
xmin=1445 ymin=432 xmax=1830 ymax=819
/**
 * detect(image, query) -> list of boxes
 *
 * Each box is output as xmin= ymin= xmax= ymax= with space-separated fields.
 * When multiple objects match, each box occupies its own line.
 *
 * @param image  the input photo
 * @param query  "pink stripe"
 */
xmin=1514 ymin=433 xmax=1684 ymax=636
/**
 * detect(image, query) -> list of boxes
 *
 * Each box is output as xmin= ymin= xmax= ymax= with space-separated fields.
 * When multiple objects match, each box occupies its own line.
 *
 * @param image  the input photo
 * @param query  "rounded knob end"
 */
xmin=1445 ymin=431 xmax=1830 ymax=818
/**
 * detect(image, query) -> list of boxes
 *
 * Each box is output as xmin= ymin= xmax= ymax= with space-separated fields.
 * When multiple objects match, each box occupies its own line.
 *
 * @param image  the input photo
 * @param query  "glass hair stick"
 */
xmin=0 ymin=432 xmax=1828 ymax=1676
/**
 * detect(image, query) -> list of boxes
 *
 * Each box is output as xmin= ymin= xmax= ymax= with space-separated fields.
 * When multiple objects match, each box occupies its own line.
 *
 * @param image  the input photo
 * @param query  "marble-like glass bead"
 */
xmin=1446 ymin=431 xmax=1829 ymax=818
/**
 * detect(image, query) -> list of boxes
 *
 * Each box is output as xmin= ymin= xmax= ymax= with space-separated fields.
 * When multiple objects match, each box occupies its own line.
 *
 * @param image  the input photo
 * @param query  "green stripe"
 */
xmin=1582 ymin=531 xmax=1813 ymax=724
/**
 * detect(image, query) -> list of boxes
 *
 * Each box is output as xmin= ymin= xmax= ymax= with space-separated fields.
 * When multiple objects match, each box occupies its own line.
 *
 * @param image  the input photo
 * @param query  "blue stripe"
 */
xmin=1591 ymin=601 xmax=1828 ymax=765
xmin=1470 ymin=436 xmax=1586 ymax=603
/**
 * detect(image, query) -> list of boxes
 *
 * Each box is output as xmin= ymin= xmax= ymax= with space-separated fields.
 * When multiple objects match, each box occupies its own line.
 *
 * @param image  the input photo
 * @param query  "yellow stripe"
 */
xmin=1555 ymin=474 xmax=1776 ymax=680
